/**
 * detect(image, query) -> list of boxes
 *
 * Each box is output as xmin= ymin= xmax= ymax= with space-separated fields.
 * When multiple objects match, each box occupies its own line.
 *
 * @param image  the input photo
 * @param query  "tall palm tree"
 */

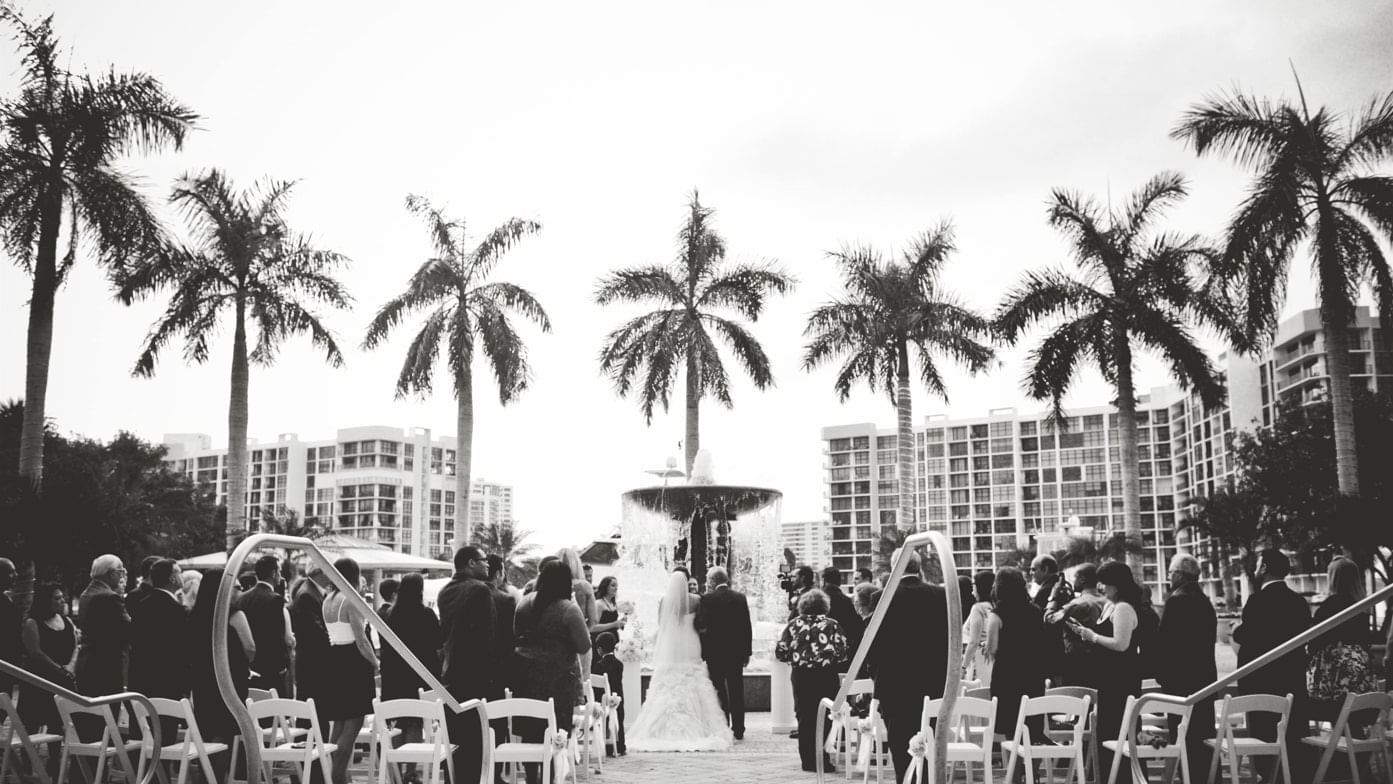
xmin=0 ymin=8 xmax=196 ymax=487
xmin=117 ymin=170 xmax=351 ymax=547
xmin=364 ymin=196 xmax=549 ymax=549
xmin=803 ymin=223 xmax=995 ymax=533
xmin=995 ymin=173 xmax=1229 ymax=577
xmin=1172 ymin=82 xmax=1393 ymax=497
xmin=595 ymin=192 xmax=794 ymax=478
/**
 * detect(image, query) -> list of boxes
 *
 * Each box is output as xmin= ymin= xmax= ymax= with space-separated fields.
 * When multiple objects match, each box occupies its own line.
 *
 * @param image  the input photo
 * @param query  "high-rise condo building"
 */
xmin=780 ymin=519 xmax=832 ymax=572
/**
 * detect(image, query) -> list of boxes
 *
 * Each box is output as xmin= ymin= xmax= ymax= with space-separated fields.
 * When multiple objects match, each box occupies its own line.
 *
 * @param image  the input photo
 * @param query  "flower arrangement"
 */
xmin=615 ymin=614 xmax=651 ymax=664
xmin=907 ymin=732 xmax=927 ymax=757
xmin=616 ymin=600 xmax=636 ymax=615
xmin=604 ymin=694 xmax=623 ymax=709
xmin=550 ymin=730 xmax=569 ymax=751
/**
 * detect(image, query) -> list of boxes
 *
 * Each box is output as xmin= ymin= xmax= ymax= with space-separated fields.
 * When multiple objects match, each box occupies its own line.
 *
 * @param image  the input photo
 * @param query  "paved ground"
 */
xmin=591 ymin=713 xmax=826 ymax=784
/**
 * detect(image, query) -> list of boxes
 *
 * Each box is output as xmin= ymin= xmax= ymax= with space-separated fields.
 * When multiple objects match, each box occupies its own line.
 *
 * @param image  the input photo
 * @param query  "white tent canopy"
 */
xmin=178 ymin=533 xmax=453 ymax=574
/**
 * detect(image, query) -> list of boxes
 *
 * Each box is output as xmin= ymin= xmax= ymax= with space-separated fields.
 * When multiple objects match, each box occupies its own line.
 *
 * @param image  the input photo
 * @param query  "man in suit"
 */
xmin=1156 ymin=553 xmax=1217 ymax=783
xmin=237 ymin=555 xmax=295 ymax=693
xmin=1232 ymin=548 xmax=1311 ymax=782
xmin=437 ymin=546 xmax=496 ymax=783
xmin=1030 ymin=553 xmax=1071 ymax=686
xmin=695 ymin=566 xmax=753 ymax=739
xmin=76 ymin=554 xmax=131 ymax=739
xmin=485 ymin=554 xmax=517 ymax=697
xmin=0 ymin=558 xmax=21 ymax=694
xmin=866 ymin=554 xmax=947 ymax=784
xmin=821 ymin=566 xmax=863 ymax=667
xmin=289 ymin=565 xmax=331 ymax=784
xmin=125 ymin=555 xmax=161 ymax=622
xmin=129 ymin=559 xmax=189 ymax=741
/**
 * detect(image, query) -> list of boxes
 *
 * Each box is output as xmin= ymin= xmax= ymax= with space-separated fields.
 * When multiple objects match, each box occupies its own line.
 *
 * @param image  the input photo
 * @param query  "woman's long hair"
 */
xmin=1326 ymin=557 xmax=1364 ymax=604
xmin=535 ymin=561 xmax=574 ymax=606
xmin=557 ymin=548 xmax=584 ymax=583
xmin=1096 ymin=561 xmax=1146 ymax=606
xmin=596 ymin=576 xmax=617 ymax=602
xmin=396 ymin=572 xmax=425 ymax=608
xmin=28 ymin=582 xmax=63 ymax=621
xmin=992 ymin=567 xmax=1031 ymax=607
xmin=330 ymin=557 xmax=360 ymax=593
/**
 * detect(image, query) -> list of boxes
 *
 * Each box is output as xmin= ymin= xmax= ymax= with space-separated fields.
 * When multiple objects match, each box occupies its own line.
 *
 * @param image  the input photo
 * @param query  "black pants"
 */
xmin=706 ymin=659 xmax=745 ymax=735
xmin=879 ymin=700 xmax=923 ymax=784
xmin=1168 ymin=699 xmax=1215 ymax=784
xmin=446 ymin=697 xmax=487 ymax=784
xmin=792 ymin=668 xmax=837 ymax=770
xmin=1248 ymin=696 xmax=1311 ymax=782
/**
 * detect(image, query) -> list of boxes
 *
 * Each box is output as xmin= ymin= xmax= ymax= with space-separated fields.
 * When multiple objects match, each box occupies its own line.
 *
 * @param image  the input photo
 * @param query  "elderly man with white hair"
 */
xmin=1156 ymin=551 xmax=1217 ymax=782
xmin=75 ymin=554 xmax=132 ymax=739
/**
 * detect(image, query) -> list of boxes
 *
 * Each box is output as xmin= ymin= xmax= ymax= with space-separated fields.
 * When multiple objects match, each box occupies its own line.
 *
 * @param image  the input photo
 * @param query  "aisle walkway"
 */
xmin=598 ymin=713 xmax=815 ymax=783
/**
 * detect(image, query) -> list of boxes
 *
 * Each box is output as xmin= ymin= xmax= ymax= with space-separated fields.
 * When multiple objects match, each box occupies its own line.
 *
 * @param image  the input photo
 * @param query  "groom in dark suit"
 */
xmin=695 ymin=566 xmax=752 ymax=740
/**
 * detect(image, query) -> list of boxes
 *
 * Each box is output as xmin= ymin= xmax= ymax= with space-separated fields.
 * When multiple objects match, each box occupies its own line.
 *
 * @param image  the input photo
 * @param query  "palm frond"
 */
xmin=67 ymin=164 xmax=167 ymax=274
xmin=1171 ymin=88 xmax=1288 ymax=169
xmin=474 ymin=299 xmax=531 ymax=404
xmin=466 ymin=217 xmax=542 ymax=283
xmin=691 ymin=324 xmax=733 ymax=406
xmin=593 ymin=265 xmax=684 ymax=307
xmin=676 ymin=192 xmax=725 ymax=285
xmin=695 ymin=261 xmax=796 ymax=320
xmin=405 ymin=194 xmax=460 ymax=260
xmin=81 ymin=68 xmax=197 ymax=157
xmin=1132 ymin=307 xmax=1225 ymax=408
xmin=362 ymin=258 xmax=461 ymax=349
xmin=1337 ymin=91 xmax=1393 ymax=170
xmin=471 ymin=281 xmax=552 ymax=332
xmin=1118 ymin=171 xmax=1188 ymax=250
xmin=394 ymin=305 xmax=451 ymax=398
xmin=1022 ymin=315 xmax=1100 ymax=421
xmin=901 ymin=221 xmax=956 ymax=283
xmin=1046 ymin=188 xmax=1116 ymax=277
xmin=994 ymin=267 xmax=1103 ymax=344
xmin=702 ymin=314 xmax=774 ymax=390
xmin=802 ymin=300 xmax=879 ymax=371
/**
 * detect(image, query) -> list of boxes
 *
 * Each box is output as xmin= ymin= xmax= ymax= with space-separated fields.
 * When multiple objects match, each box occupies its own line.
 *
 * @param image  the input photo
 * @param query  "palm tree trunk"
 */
xmin=684 ymin=351 xmax=700 ymax=480
xmin=1113 ymin=340 xmax=1144 ymax=582
xmin=225 ymin=299 xmax=250 ymax=550
xmin=17 ymin=188 xmax=62 ymax=489
xmin=455 ymin=365 xmax=474 ymax=551
xmin=1321 ymin=313 xmax=1361 ymax=496
xmin=895 ymin=342 xmax=915 ymax=532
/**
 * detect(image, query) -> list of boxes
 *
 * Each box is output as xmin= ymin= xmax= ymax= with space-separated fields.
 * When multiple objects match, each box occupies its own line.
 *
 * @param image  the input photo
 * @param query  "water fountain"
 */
xmin=615 ymin=450 xmax=788 ymax=713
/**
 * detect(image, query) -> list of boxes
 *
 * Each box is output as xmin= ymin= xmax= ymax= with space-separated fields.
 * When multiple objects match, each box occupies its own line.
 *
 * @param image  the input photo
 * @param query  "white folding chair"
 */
xmin=827 ymin=679 xmax=874 ymax=780
xmin=372 ymin=698 xmax=456 ymax=784
xmin=54 ymin=697 xmax=144 ymax=784
xmin=1103 ymin=695 xmax=1193 ymax=784
xmin=229 ymin=686 xmax=306 ymax=784
xmin=243 ymin=697 xmax=335 ymax=784
xmin=1302 ymin=690 xmax=1393 ymax=784
xmin=0 ymin=693 xmax=61 ymax=784
xmin=487 ymin=698 xmax=560 ymax=784
xmin=1045 ymin=686 xmax=1101 ymax=783
xmin=1204 ymin=693 xmax=1292 ymax=784
xmin=132 ymin=697 xmax=229 ymax=784
xmin=1001 ymin=694 xmax=1091 ymax=784
xmin=922 ymin=695 xmax=999 ymax=784
xmin=588 ymin=673 xmax=614 ymax=761
xmin=859 ymin=698 xmax=894 ymax=784
xmin=354 ymin=713 xmax=402 ymax=780
xmin=571 ymin=682 xmax=603 ymax=779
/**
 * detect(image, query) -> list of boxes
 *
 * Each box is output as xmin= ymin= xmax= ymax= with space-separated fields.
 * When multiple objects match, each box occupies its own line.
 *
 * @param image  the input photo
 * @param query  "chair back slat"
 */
xmin=486 ymin=697 xmax=555 ymax=723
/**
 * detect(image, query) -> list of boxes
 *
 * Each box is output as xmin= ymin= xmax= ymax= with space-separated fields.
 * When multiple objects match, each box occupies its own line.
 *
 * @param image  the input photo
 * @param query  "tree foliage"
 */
xmin=0 ymin=402 xmax=223 ymax=593
xmin=469 ymin=520 xmax=539 ymax=567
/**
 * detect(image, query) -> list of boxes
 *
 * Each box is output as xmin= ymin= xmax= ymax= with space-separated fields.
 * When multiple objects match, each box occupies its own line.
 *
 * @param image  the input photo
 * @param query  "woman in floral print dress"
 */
xmin=777 ymin=588 xmax=850 ymax=772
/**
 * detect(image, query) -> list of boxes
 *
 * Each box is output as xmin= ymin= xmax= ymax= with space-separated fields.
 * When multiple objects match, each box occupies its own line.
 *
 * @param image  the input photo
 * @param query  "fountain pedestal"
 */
xmin=768 ymin=661 xmax=796 ymax=733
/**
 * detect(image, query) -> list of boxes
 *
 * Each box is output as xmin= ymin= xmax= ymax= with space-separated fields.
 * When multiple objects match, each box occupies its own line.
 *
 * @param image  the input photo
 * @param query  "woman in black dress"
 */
xmin=19 ymin=582 xmax=76 ymax=773
xmin=320 ymin=557 xmax=377 ymax=784
xmin=985 ymin=567 xmax=1046 ymax=742
xmin=1066 ymin=561 xmax=1146 ymax=780
xmin=380 ymin=573 xmax=441 ymax=782
xmin=188 ymin=570 xmax=256 ymax=783
xmin=591 ymin=576 xmax=626 ymax=642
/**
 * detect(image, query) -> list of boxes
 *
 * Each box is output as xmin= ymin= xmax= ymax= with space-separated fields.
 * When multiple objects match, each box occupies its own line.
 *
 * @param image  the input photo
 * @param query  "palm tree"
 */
xmin=364 ymin=196 xmax=549 ymax=549
xmin=1172 ymin=81 xmax=1393 ymax=497
xmin=117 ymin=170 xmax=351 ymax=547
xmin=0 ymin=9 xmax=196 ymax=487
xmin=995 ymin=173 xmax=1229 ymax=577
xmin=469 ymin=520 xmax=539 ymax=566
xmin=594 ymin=192 xmax=795 ymax=478
xmin=803 ymin=223 xmax=995 ymax=533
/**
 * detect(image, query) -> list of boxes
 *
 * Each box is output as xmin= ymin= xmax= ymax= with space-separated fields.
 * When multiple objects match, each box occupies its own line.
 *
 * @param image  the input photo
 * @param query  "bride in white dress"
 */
xmin=627 ymin=570 xmax=734 ymax=751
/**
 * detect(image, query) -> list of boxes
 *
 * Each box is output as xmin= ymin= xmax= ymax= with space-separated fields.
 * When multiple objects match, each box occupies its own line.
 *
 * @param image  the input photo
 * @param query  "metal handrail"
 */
xmin=816 ymin=530 xmax=963 ymax=784
xmin=215 ymin=534 xmax=488 ymax=784
xmin=0 ymin=658 xmax=162 ymax=784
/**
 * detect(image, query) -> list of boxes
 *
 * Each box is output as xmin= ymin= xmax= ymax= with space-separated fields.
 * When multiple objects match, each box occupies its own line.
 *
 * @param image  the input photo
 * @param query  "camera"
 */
xmin=777 ymin=571 xmax=796 ymax=594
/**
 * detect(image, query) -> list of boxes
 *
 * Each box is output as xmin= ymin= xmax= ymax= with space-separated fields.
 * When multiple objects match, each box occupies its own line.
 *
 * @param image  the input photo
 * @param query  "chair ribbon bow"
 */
xmin=902 ymin=732 xmax=929 ymax=784
xmin=606 ymin=695 xmax=622 ymax=736
xmin=824 ymin=703 xmax=853 ymax=755
xmin=856 ymin=717 xmax=876 ymax=772
xmin=551 ymin=730 xmax=574 ymax=781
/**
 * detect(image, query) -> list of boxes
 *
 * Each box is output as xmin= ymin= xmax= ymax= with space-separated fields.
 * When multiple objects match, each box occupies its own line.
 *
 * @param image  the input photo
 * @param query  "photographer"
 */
xmin=783 ymin=566 xmax=816 ymax=620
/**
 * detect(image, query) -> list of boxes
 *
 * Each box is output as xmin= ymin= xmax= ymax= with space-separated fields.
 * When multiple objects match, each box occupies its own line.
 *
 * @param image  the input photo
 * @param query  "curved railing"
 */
xmin=215 ymin=534 xmax=488 ymax=784
xmin=816 ymin=529 xmax=963 ymax=784
xmin=0 ymin=659 xmax=162 ymax=784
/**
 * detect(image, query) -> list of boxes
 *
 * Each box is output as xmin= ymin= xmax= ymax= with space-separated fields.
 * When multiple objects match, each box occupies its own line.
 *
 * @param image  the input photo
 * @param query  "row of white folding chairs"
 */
xmin=419 ymin=687 xmax=580 ymax=784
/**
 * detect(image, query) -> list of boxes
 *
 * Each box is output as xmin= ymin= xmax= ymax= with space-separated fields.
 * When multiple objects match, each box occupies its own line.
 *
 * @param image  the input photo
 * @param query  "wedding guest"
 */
xmin=380 ymin=573 xmax=441 ymax=783
xmin=320 ymin=557 xmax=377 ymax=784
xmin=593 ymin=576 xmax=627 ymax=640
xmin=865 ymin=554 xmax=947 ymax=784
xmin=1030 ymin=553 xmax=1070 ymax=686
xmin=855 ymin=567 xmax=874 ymax=586
xmin=438 ymin=546 xmax=496 ymax=782
xmin=126 ymin=555 xmax=161 ymax=621
xmin=1045 ymin=563 xmax=1108 ymax=688
xmin=1066 ymin=561 xmax=1151 ymax=780
xmin=514 ymin=561 xmax=591 ymax=780
xmin=486 ymin=554 xmax=517 ymax=698
xmin=560 ymin=548 xmax=598 ymax=672
xmin=19 ymin=582 xmax=77 ymax=743
xmin=130 ymin=559 xmax=190 ymax=707
xmin=1308 ymin=557 xmax=1377 ymax=730
xmin=289 ymin=565 xmax=330 ymax=717
xmin=852 ymin=582 xmax=877 ymax=621
xmin=591 ymin=632 xmax=626 ymax=756
xmin=688 ymin=576 xmax=700 ymax=595
xmin=961 ymin=570 xmax=995 ymax=686
xmin=0 ymin=558 xmax=21 ymax=693
xmin=189 ymin=569 xmax=255 ymax=784
xmin=987 ymin=567 xmax=1046 ymax=742
xmin=238 ymin=555 xmax=294 ymax=693
xmin=180 ymin=570 xmax=203 ymax=610
xmin=1232 ymin=549 xmax=1310 ymax=781
xmin=582 ymin=564 xmax=594 ymax=585
xmin=822 ymin=566 xmax=863 ymax=666
xmin=776 ymin=589 xmax=848 ymax=773
xmin=1156 ymin=553 xmax=1216 ymax=784
xmin=76 ymin=554 xmax=130 ymax=739
xmin=377 ymin=577 xmax=399 ymax=616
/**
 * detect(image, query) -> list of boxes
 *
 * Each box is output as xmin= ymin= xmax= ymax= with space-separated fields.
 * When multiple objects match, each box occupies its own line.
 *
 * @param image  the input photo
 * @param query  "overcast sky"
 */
xmin=2 ymin=1 xmax=1390 ymax=552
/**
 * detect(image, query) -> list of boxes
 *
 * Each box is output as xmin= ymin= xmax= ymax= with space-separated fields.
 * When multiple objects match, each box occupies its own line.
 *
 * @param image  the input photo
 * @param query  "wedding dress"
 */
xmin=627 ymin=572 xmax=734 ymax=752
